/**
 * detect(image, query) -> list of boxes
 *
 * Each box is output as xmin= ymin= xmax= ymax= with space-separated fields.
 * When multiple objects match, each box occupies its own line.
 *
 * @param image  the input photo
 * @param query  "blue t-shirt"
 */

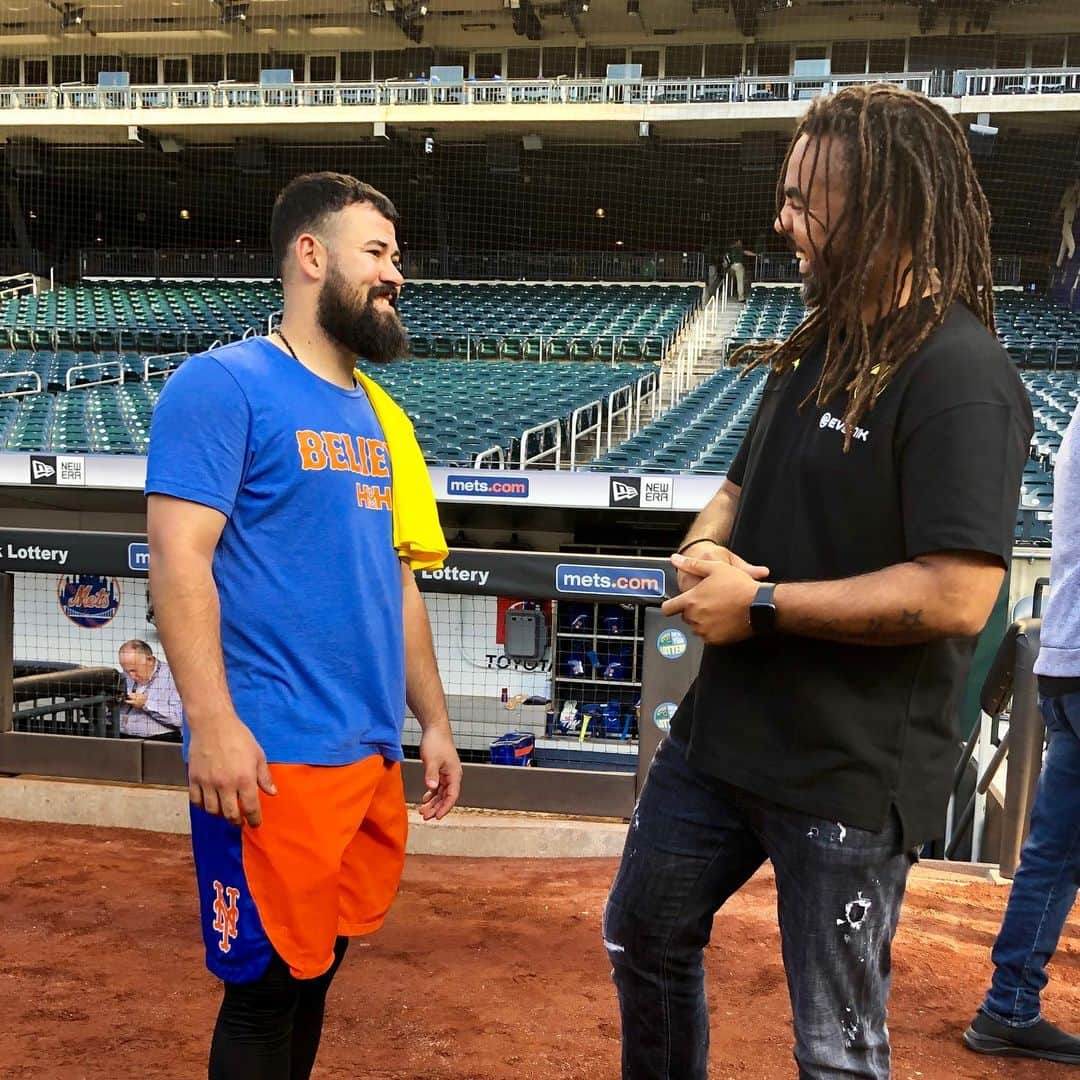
xmin=145 ymin=338 xmax=405 ymax=766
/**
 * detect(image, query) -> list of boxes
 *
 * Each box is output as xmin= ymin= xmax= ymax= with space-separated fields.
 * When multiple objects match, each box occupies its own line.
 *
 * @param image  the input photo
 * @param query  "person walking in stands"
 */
xmin=964 ymin=399 xmax=1080 ymax=1065
xmin=603 ymin=84 xmax=1034 ymax=1080
xmin=146 ymin=172 xmax=461 ymax=1080
xmin=725 ymin=238 xmax=756 ymax=302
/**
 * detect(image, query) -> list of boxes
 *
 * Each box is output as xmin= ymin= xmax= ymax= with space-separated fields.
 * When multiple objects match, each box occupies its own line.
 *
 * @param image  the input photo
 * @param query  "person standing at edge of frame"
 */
xmin=602 ymin=84 xmax=1034 ymax=1080
xmin=963 ymin=393 xmax=1080 ymax=1066
xmin=146 ymin=172 xmax=462 ymax=1080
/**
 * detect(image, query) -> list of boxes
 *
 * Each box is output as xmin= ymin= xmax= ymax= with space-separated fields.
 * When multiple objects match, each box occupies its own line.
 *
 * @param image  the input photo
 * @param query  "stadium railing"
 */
xmin=944 ymin=588 xmax=1046 ymax=878
xmin=2 ymin=66 xmax=1077 ymax=124
xmin=0 ymin=74 xmax=937 ymax=113
xmin=76 ymin=248 xmax=705 ymax=284
xmin=9 ymin=66 xmax=1077 ymax=117
xmin=755 ymin=253 xmax=1023 ymax=287
xmin=958 ymin=67 xmax=1080 ymax=97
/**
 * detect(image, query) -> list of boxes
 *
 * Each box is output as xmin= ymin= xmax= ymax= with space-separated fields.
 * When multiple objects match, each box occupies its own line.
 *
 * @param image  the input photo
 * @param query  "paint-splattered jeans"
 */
xmin=603 ymin=736 xmax=916 ymax=1080
xmin=982 ymin=691 xmax=1080 ymax=1027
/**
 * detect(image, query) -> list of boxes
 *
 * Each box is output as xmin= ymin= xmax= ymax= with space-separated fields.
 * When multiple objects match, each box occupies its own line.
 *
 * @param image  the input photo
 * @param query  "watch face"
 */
xmin=750 ymin=588 xmax=777 ymax=634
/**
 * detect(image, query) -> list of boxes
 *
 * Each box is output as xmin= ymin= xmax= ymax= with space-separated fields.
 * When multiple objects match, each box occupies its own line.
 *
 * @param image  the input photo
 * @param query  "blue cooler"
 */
xmin=490 ymin=732 xmax=535 ymax=766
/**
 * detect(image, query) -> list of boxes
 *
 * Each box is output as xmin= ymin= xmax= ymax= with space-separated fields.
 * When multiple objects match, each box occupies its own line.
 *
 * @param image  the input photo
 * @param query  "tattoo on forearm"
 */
xmin=800 ymin=609 xmax=927 ymax=644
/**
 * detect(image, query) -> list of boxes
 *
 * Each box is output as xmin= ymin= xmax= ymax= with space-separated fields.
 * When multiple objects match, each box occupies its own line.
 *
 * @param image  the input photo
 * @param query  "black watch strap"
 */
xmin=749 ymin=583 xmax=778 ymax=636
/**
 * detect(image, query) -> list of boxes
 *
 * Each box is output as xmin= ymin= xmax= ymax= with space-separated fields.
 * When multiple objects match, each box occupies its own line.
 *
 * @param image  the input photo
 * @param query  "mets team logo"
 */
xmin=56 ymin=574 xmax=121 ymax=629
xmin=211 ymin=880 xmax=240 ymax=954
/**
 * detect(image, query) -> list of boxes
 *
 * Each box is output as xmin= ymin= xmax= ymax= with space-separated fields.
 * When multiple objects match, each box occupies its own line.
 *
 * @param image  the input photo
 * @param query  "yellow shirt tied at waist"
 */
xmin=355 ymin=369 xmax=448 ymax=572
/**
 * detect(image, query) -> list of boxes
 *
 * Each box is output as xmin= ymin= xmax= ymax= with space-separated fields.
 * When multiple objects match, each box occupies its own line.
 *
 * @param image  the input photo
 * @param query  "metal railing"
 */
xmin=0 ymin=67 xmax=1074 ymax=128
xmin=754 ymin=253 xmax=1024 ymax=287
xmin=0 ymin=371 xmax=42 ymax=399
xmin=143 ymin=351 xmax=188 ymax=382
xmin=11 ymin=665 xmax=123 ymax=738
xmin=959 ymin=66 xmax=1080 ymax=97
xmin=518 ymin=417 xmax=562 ymax=470
xmin=405 ymin=250 xmax=704 ymax=283
xmin=472 ymin=444 xmax=505 ymax=468
xmin=0 ymin=273 xmax=36 ymax=301
xmin=945 ymin=582 xmax=1048 ymax=875
xmin=81 ymin=247 xmax=277 ymax=280
xmin=0 ymin=72 xmax=949 ymax=114
xmin=77 ymin=247 xmax=704 ymax=283
xmin=65 ymin=357 xmax=124 ymax=391
xmin=634 ymin=370 xmax=660 ymax=433
xmin=605 ymin=384 xmax=635 ymax=454
xmin=666 ymin=290 xmax=719 ymax=408
xmin=569 ymin=397 xmax=603 ymax=470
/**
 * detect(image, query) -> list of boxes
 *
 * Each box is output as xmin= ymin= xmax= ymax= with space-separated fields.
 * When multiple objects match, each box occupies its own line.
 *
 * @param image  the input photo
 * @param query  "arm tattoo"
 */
xmin=799 ymin=610 xmax=927 ymax=645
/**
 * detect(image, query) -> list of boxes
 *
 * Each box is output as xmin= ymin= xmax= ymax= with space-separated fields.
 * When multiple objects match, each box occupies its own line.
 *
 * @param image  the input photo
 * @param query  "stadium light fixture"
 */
xmin=60 ymin=5 xmax=84 ymax=28
xmin=220 ymin=2 xmax=248 ymax=23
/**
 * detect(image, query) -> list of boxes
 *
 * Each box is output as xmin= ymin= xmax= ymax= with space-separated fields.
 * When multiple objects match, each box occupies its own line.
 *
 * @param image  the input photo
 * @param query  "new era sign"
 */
xmin=608 ymin=475 xmax=675 ymax=510
xmin=29 ymin=455 xmax=86 ymax=487
xmin=609 ymin=476 xmax=641 ymax=507
xmin=640 ymin=476 xmax=675 ymax=509
xmin=30 ymin=456 xmax=56 ymax=484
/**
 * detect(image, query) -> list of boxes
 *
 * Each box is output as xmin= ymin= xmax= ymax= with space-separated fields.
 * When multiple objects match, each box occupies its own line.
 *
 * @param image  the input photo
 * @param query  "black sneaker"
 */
xmin=963 ymin=1009 xmax=1080 ymax=1064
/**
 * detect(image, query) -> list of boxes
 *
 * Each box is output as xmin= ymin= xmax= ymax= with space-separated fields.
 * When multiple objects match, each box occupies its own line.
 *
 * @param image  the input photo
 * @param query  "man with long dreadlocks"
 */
xmin=602 ymin=84 xmax=1034 ymax=1080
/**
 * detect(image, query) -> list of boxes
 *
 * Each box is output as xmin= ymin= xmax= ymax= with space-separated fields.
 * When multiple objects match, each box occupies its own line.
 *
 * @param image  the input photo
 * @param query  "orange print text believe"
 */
xmin=295 ymin=430 xmax=393 ymax=511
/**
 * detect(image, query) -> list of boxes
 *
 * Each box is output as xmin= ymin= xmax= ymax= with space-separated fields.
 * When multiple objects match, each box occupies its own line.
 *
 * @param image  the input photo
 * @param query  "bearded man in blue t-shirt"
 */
xmin=146 ymin=172 xmax=461 ymax=1080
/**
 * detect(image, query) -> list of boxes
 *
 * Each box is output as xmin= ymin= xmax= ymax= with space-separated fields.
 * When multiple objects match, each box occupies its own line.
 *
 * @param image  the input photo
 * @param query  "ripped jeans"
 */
xmin=603 ymin=736 xmax=916 ymax=1080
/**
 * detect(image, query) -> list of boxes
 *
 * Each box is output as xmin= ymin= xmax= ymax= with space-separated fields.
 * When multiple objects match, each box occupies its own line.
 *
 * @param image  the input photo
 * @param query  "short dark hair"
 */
xmin=270 ymin=172 xmax=399 ymax=278
xmin=119 ymin=640 xmax=154 ymax=659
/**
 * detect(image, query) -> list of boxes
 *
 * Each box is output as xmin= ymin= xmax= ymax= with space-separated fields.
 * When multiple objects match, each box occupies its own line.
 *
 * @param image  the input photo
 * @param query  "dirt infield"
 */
xmin=0 ymin=820 xmax=1078 ymax=1079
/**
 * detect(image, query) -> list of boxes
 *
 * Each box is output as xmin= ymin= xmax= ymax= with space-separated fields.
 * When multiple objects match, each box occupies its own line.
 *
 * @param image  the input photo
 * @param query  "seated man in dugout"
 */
xmin=118 ymin=639 xmax=183 ymax=741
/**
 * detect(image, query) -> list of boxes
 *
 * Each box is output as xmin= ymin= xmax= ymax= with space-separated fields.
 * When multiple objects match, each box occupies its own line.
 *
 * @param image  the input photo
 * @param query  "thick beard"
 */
xmin=316 ymin=264 xmax=410 ymax=365
xmin=800 ymin=272 xmax=825 ymax=309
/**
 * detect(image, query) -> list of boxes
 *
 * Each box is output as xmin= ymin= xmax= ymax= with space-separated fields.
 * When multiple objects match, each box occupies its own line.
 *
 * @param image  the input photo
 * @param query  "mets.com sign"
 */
xmin=445 ymin=475 xmax=530 ymax=498
xmin=555 ymin=563 xmax=666 ymax=599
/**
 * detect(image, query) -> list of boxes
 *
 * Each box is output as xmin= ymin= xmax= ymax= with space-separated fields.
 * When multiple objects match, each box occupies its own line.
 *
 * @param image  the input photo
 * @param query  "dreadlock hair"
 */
xmin=734 ymin=83 xmax=995 ymax=449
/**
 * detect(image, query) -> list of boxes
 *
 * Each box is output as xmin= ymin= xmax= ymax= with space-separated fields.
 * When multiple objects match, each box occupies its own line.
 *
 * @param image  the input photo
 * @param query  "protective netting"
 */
xmin=0 ymin=6 xmax=1074 ymax=289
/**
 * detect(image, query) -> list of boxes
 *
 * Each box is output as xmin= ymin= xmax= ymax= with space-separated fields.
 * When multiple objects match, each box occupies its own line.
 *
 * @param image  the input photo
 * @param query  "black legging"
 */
xmin=209 ymin=936 xmax=349 ymax=1080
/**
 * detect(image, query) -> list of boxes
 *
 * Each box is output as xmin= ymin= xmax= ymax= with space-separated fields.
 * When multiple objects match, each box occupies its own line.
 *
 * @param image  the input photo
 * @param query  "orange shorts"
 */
xmin=190 ymin=753 xmax=407 ymax=983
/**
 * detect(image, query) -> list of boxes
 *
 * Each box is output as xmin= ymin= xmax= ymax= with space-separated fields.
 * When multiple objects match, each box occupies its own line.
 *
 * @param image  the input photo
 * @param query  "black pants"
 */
xmin=209 ymin=936 xmax=349 ymax=1080
xmin=604 ymin=737 xmax=914 ymax=1079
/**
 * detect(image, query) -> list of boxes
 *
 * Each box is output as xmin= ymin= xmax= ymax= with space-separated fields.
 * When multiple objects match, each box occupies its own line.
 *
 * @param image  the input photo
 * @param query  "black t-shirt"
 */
xmin=670 ymin=302 xmax=1035 ymax=846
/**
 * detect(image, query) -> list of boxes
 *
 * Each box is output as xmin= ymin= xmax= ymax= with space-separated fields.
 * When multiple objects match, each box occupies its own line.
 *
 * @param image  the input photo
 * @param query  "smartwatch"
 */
xmin=749 ymin=583 xmax=778 ymax=636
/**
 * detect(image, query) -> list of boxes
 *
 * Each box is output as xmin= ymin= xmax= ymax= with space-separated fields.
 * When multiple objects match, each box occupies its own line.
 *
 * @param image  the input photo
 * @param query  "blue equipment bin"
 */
xmin=490 ymin=732 xmax=535 ymax=766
